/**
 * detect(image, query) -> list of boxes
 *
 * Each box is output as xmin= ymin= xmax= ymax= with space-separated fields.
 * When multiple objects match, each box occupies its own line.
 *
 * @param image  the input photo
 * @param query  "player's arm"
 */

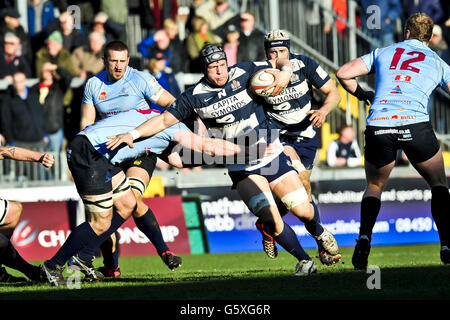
xmin=265 ymin=58 xmax=294 ymax=96
xmin=307 ymin=79 xmax=341 ymax=128
xmin=336 ymin=57 xmax=374 ymax=105
xmin=173 ymin=130 xmax=241 ymax=157
xmin=106 ymin=111 xmax=180 ymax=150
xmin=154 ymin=89 xmax=176 ymax=109
xmin=0 ymin=146 xmax=54 ymax=168
xmin=80 ymin=102 xmax=97 ymax=130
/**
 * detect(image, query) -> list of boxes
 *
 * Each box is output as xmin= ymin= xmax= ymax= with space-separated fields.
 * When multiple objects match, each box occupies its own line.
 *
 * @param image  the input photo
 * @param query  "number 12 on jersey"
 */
xmin=389 ymin=48 xmax=426 ymax=73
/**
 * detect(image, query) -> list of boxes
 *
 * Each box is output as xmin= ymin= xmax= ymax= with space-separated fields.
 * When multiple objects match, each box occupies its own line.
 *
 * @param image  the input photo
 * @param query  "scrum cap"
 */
xmin=264 ymin=29 xmax=290 ymax=56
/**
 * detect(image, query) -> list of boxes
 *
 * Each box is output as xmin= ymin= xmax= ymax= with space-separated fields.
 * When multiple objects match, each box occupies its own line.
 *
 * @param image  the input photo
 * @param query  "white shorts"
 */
xmin=0 ymin=198 xmax=10 ymax=225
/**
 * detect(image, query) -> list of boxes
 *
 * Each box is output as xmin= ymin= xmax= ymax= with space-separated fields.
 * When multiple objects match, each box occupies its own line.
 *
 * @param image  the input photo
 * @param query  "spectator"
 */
xmin=223 ymin=24 xmax=239 ymax=66
xmin=91 ymin=11 xmax=126 ymax=44
xmin=27 ymin=0 xmax=56 ymax=37
xmin=195 ymin=0 xmax=234 ymax=32
xmin=43 ymin=11 xmax=87 ymax=53
xmin=186 ymin=15 xmax=221 ymax=72
xmin=401 ymin=0 xmax=445 ymax=25
xmin=101 ymin=0 xmax=128 ymax=26
xmin=140 ymin=0 xmax=178 ymax=32
xmin=138 ymin=18 xmax=188 ymax=73
xmin=35 ymin=30 xmax=76 ymax=113
xmin=1 ymin=72 xmax=47 ymax=151
xmin=147 ymin=49 xmax=181 ymax=112
xmin=326 ymin=125 xmax=362 ymax=167
xmin=0 ymin=8 xmax=33 ymax=66
xmin=0 ymin=32 xmax=32 ymax=80
xmin=72 ymin=31 xmax=106 ymax=80
xmin=430 ymin=25 xmax=450 ymax=64
xmin=30 ymin=62 xmax=72 ymax=152
xmin=359 ymin=0 xmax=403 ymax=48
xmin=236 ymin=12 xmax=265 ymax=63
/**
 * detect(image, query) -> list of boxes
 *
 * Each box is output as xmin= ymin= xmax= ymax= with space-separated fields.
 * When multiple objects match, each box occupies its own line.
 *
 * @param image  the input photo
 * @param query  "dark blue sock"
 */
xmin=274 ymin=222 xmax=310 ymax=261
xmin=302 ymin=201 xmax=324 ymax=237
xmin=134 ymin=208 xmax=168 ymax=255
xmin=77 ymin=210 xmax=126 ymax=262
xmin=46 ymin=222 xmax=99 ymax=269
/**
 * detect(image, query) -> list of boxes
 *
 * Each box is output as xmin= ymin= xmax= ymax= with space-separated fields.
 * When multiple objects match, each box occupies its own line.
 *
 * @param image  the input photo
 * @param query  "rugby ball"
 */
xmin=250 ymin=68 xmax=277 ymax=97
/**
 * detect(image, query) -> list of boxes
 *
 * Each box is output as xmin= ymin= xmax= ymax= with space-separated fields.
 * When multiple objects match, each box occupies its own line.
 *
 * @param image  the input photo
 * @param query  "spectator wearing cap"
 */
xmin=430 ymin=25 xmax=450 ymax=64
xmin=43 ymin=11 xmax=87 ymax=53
xmin=147 ymin=48 xmax=181 ymax=112
xmin=72 ymin=31 xmax=106 ymax=81
xmin=223 ymin=24 xmax=239 ymax=66
xmin=35 ymin=30 xmax=76 ymax=108
xmin=0 ymin=32 xmax=32 ymax=80
xmin=236 ymin=11 xmax=265 ymax=63
xmin=0 ymin=8 xmax=33 ymax=66
xmin=186 ymin=15 xmax=222 ymax=72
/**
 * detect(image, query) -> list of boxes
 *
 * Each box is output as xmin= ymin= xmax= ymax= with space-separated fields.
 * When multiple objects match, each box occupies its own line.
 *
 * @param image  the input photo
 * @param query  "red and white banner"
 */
xmin=11 ymin=195 xmax=190 ymax=261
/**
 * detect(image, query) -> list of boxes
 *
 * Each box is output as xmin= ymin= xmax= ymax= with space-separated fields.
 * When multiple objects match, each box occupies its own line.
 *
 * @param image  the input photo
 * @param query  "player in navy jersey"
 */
xmin=40 ymin=109 xmax=240 ymax=286
xmin=253 ymin=30 xmax=342 ymax=265
xmin=337 ymin=13 xmax=450 ymax=268
xmin=107 ymin=44 xmax=342 ymax=276
xmin=75 ymin=41 xmax=182 ymax=279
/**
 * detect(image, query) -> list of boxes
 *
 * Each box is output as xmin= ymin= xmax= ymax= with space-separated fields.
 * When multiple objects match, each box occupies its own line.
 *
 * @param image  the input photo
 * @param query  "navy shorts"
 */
xmin=280 ymin=134 xmax=318 ymax=170
xmin=364 ymin=122 xmax=440 ymax=168
xmin=119 ymin=153 xmax=157 ymax=179
xmin=67 ymin=135 xmax=122 ymax=196
xmin=228 ymin=152 xmax=297 ymax=189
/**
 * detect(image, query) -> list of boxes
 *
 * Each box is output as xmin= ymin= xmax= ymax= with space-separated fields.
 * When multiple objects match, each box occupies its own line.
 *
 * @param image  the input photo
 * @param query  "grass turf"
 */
xmin=1 ymin=243 xmax=449 ymax=301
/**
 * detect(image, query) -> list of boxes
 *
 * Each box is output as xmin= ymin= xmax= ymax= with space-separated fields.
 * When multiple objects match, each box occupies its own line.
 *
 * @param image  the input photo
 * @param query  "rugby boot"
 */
xmin=68 ymin=254 xmax=105 ymax=281
xmin=256 ymin=220 xmax=278 ymax=259
xmin=161 ymin=251 xmax=182 ymax=270
xmin=294 ymin=260 xmax=317 ymax=276
xmin=41 ymin=263 xmax=66 ymax=287
xmin=98 ymin=265 xmax=121 ymax=277
xmin=352 ymin=235 xmax=371 ymax=270
xmin=314 ymin=228 xmax=342 ymax=265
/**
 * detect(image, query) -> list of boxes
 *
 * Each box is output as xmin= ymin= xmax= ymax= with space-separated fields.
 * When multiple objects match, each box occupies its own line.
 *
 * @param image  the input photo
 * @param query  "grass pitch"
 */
xmin=1 ymin=243 xmax=449 ymax=301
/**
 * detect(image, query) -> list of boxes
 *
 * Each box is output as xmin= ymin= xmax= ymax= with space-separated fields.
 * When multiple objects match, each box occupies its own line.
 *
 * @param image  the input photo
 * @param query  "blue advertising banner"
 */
xmin=170 ymin=177 xmax=446 ymax=253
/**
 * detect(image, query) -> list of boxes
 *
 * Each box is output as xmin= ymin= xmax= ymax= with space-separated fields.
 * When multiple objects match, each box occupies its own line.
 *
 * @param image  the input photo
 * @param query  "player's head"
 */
xmin=404 ymin=13 xmax=434 ymax=44
xmin=103 ymin=41 xmax=130 ymax=81
xmin=199 ymin=43 xmax=228 ymax=87
xmin=264 ymin=29 xmax=290 ymax=60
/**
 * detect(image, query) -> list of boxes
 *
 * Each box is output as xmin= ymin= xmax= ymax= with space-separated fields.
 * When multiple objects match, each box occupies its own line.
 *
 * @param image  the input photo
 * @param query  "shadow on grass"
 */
xmin=1 ymin=265 xmax=449 ymax=301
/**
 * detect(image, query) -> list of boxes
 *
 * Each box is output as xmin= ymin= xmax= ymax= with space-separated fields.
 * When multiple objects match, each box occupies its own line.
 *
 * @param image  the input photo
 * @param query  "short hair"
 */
xmin=4 ymin=32 xmax=19 ymax=43
xmin=103 ymin=41 xmax=129 ymax=59
xmin=404 ymin=13 xmax=434 ymax=43
xmin=89 ymin=31 xmax=106 ymax=43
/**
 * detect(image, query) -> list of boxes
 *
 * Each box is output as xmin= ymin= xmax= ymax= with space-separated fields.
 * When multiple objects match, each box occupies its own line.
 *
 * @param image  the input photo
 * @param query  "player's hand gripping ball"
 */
xmin=250 ymin=68 xmax=278 ymax=97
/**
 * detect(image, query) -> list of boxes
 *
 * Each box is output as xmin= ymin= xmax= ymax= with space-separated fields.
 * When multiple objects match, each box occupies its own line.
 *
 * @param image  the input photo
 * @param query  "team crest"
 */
xmin=133 ymin=160 xmax=142 ymax=165
xmin=231 ymin=80 xmax=241 ymax=91
xmin=98 ymin=92 xmax=107 ymax=100
xmin=290 ymin=73 xmax=300 ymax=83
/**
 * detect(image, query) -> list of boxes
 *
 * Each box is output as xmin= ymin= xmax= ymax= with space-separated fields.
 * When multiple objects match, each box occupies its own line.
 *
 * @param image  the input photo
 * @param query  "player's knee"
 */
xmin=281 ymin=187 xmax=312 ymax=220
xmin=8 ymin=201 xmax=23 ymax=228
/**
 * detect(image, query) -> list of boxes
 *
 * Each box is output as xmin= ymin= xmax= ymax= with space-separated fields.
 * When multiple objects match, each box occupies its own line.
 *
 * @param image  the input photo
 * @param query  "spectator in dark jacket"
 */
xmin=0 ymin=32 xmax=32 ymax=80
xmin=1 ymin=72 xmax=47 ymax=151
xmin=27 ymin=0 xmax=55 ymax=37
xmin=236 ymin=12 xmax=265 ymax=63
xmin=30 ymin=62 xmax=72 ymax=152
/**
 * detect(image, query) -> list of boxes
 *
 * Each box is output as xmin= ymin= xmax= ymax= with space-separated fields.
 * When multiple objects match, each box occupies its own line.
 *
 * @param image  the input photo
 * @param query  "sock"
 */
xmin=134 ymin=208 xmax=169 ymax=255
xmin=274 ymin=194 xmax=289 ymax=217
xmin=431 ymin=186 xmax=450 ymax=247
xmin=77 ymin=210 xmax=126 ymax=262
xmin=359 ymin=196 xmax=381 ymax=240
xmin=302 ymin=201 xmax=324 ymax=237
xmin=46 ymin=221 xmax=100 ymax=269
xmin=0 ymin=233 xmax=39 ymax=280
xmin=274 ymin=222 xmax=310 ymax=261
xmin=99 ymin=232 xmax=120 ymax=269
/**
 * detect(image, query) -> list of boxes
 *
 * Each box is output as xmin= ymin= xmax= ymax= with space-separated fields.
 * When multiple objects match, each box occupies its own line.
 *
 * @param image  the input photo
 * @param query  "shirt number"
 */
xmin=389 ymin=48 xmax=425 ymax=73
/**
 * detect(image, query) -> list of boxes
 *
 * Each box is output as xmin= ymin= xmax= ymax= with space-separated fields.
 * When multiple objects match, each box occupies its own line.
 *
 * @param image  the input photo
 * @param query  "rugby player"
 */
xmin=40 ymin=108 xmax=240 ymax=286
xmin=74 ymin=41 xmax=181 ymax=278
xmin=106 ymin=44 xmax=341 ymax=276
xmin=0 ymin=146 xmax=54 ymax=282
xmin=336 ymin=13 xmax=450 ymax=269
xmin=255 ymin=30 xmax=342 ymax=265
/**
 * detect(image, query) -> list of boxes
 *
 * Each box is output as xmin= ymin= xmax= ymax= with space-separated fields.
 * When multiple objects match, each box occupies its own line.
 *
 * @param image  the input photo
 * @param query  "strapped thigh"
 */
xmin=82 ymin=195 xmax=113 ymax=213
xmin=112 ymin=175 xmax=132 ymax=199
xmin=0 ymin=199 xmax=10 ymax=225
xmin=128 ymin=177 xmax=147 ymax=196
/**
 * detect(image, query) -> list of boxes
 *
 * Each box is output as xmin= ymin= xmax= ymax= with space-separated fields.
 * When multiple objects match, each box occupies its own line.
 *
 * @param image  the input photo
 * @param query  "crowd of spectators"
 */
xmin=0 ymin=0 xmax=448 ymax=174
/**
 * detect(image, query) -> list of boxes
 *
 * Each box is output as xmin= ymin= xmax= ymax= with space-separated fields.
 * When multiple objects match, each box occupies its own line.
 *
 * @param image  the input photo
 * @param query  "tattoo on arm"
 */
xmin=0 ymin=146 xmax=16 ymax=160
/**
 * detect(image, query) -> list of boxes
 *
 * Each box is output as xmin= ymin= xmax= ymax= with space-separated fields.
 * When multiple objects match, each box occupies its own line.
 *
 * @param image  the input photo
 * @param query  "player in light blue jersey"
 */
xmin=73 ymin=41 xmax=182 ymax=279
xmin=40 ymin=109 xmax=240 ymax=286
xmin=337 ymin=13 xmax=450 ymax=268
xmin=251 ymin=30 xmax=342 ymax=265
xmin=107 ymin=44 xmax=342 ymax=276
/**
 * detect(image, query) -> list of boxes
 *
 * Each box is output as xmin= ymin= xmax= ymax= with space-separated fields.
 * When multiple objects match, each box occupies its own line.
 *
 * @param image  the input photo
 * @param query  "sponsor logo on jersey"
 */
xmin=133 ymin=160 xmax=142 ymax=166
xmin=394 ymin=74 xmax=411 ymax=82
xmin=390 ymin=85 xmax=402 ymax=94
xmin=98 ymin=91 xmax=107 ymax=100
